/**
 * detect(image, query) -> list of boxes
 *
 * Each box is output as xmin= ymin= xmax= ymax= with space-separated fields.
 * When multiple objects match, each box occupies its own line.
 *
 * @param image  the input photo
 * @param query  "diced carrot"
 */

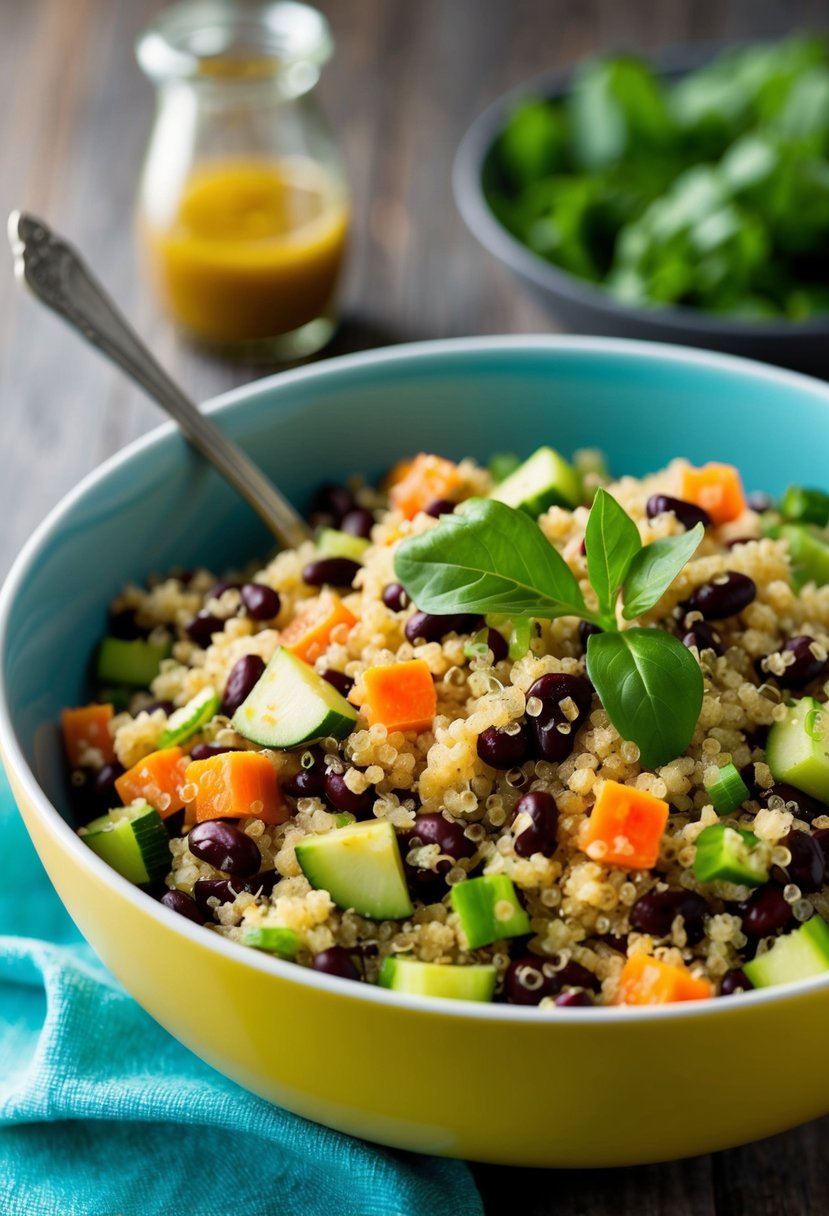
xmin=614 ymin=954 xmax=713 ymax=1005
xmin=389 ymin=453 xmax=463 ymax=520
xmin=182 ymin=751 xmax=286 ymax=825
xmin=363 ymin=659 xmax=437 ymax=733
xmin=580 ymin=779 xmax=669 ymax=869
xmin=115 ymin=747 xmax=189 ymax=819
xmin=280 ymin=591 xmax=358 ymax=665
xmin=680 ymin=462 xmax=747 ymax=525
xmin=61 ymin=704 xmax=116 ymax=767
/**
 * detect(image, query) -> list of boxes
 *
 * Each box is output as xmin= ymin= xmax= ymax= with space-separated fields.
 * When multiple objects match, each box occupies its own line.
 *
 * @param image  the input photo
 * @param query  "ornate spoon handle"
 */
xmin=7 ymin=210 xmax=312 ymax=550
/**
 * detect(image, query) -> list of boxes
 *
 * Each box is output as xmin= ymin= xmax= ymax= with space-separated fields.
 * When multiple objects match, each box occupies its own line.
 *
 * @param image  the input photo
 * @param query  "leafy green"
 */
xmin=586 ymin=629 xmax=704 ymax=769
xmin=393 ymin=498 xmax=588 ymax=620
xmin=621 ymin=524 xmax=704 ymax=620
xmin=486 ymin=34 xmax=829 ymax=320
xmin=585 ymin=488 xmax=641 ymax=622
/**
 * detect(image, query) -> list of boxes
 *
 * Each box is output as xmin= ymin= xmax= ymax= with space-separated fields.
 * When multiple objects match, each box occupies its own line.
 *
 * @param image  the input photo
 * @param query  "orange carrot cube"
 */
xmin=580 ymin=779 xmax=669 ymax=869
xmin=280 ymin=591 xmax=358 ymax=665
xmin=389 ymin=453 xmax=462 ymax=520
xmin=680 ymin=463 xmax=747 ymax=525
xmin=115 ymin=747 xmax=189 ymax=818
xmin=182 ymin=751 xmax=286 ymax=826
xmin=363 ymin=659 xmax=437 ymax=733
xmin=61 ymin=704 xmax=115 ymax=767
xmin=614 ymin=954 xmax=713 ymax=1005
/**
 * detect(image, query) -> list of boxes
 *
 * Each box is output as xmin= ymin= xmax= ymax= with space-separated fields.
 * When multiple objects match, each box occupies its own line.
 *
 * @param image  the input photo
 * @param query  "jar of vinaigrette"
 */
xmin=136 ymin=1 xmax=348 ymax=359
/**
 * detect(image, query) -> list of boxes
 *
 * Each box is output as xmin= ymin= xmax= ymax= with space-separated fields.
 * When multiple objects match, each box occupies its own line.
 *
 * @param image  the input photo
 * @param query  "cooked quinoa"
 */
xmin=67 ymin=454 xmax=829 ymax=1008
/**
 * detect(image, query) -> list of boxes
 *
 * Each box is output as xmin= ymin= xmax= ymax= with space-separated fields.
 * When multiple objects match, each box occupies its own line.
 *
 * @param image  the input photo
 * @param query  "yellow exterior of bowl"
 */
xmin=8 ymin=756 xmax=829 ymax=1167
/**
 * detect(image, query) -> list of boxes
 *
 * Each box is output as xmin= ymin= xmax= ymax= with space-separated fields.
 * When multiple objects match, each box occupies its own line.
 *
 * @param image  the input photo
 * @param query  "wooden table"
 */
xmin=2 ymin=1 xmax=829 ymax=1211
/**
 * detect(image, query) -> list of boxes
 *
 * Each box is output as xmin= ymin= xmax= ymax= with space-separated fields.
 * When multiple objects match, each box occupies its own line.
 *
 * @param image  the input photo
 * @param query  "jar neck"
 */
xmin=137 ymin=1 xmax=332 ymax=100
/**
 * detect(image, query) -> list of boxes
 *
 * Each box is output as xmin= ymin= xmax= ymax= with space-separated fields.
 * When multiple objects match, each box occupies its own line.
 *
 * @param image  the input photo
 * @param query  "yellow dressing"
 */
xmin=141 ymin=157 xmax=348 ymax=345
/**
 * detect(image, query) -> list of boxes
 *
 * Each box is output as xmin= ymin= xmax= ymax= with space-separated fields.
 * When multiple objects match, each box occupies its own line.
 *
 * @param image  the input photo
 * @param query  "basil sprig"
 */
xmin=394 ymin=489 xmax=705 ymax=767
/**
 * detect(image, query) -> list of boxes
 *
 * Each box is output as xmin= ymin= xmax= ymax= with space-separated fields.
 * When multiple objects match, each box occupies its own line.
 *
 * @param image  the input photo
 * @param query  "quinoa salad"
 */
xmin=62 ymin=447 xmax=829 ymax=1008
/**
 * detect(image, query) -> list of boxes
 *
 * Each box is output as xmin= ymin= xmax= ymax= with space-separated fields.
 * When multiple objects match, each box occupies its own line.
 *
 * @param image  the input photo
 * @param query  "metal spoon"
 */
xmin=7 ymin=210 xmax=312 ymax=550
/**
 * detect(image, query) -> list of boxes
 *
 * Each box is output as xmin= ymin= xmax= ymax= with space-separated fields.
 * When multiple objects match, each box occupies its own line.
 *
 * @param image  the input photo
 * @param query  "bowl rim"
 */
xmin=5 ymin=333 xmax=829 ymax=1023
xmin=452 ymin=49 xmax=829 ymax=340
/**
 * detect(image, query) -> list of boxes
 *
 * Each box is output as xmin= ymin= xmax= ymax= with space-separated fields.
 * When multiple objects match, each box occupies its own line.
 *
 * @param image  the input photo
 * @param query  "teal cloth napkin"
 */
xmin=0 ymin=769 xmax=483 ymax=1216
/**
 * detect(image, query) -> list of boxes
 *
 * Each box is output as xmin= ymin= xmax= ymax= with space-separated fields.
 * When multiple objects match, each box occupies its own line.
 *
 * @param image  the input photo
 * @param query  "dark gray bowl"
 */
xmin=452 ymin=56 xmax=829 ymax=375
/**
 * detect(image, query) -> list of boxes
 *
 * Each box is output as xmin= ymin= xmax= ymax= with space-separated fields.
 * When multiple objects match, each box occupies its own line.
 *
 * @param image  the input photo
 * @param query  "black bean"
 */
xmin=340 ymin=508 xmax=374 ymax=539
xmin=774 ymin=829 xmax=825 ymax=892
xmin=189 ymin=742 xmax=241 ymax=762
xmin=720 ymin=968 xmax=753 ymax=996
xmin=579 ymin=620 xmax=603 ymax=653
xmin=160 ymin=889 xmax=204 ymax=924
xmin=646 ymin=494 xmax=712 ymax=531
xmin=476 ymin=722 xmax=529 ymax=769
xmin=747 ymin=491 xmax=774 ymax=513
xmin=207 ymin=580 xmax=240 ymax=600
xmin=312 ymin=946 xmax=362 ymax=981
xmin=187 ymin=820 xmax=262 ymax=878
xmin=510 ymin=790 xmax=559 ymax=858
xmin=143 ymin=699 xmax=176 ymax=716
xmin=769 ymin=636 xmax=829 ymax=689
xmin=766 ymin=782 xmax=828 ymax=823
xmin=684 ymin=572 xmax=756 ymax=621
xmin=240 ymin=583 xmax=281 ymax=621
xmin=681 ymin=622 xmax=725 ymax=657
xmin=630 ymin=888 xmax=708 ymax=945
xmin=282 ymin=767 xmax=325 ymax=798
xmin=555 ymin=990 xmax=594 ymax=1007
xmin=108 ymin=608 xmax=145 ymax=640
xmin=503 ymin=956 xmax=598 ymax=1006
xmin=486 ymin=628 xmax=509 ymax=664
xmin=221 ymin=654 xmax=266 ymax=717
xmin=424 ymin=498 xmax=456 ymax=518
xmin=322 ymin=669 xmax=354 ymax=698
xmin=382 ymin=583 xmax=410 ymax=612
xmin=739 ymin=884 xmax=795 ymax=938
xmin=186 ymin=611 xmax=225 ymax=647
xmin=324 ymin=770 xmax=374 ymax=816
xmin=404 ymin=610 xmax=482 ymax=645
xmin=193 ymin=872 xmax=277 ymax=919
xmin=313 ymin=483 xmax=354 ymax=523
xmin=412 ymin=812 xmax=476 ymax=862
xmin=302 ymin=557 xmax=361 ymax=588
xmin=93 ymin=762 xmax=124 ymax=805
xmin=525 ymin=672 xmax=593 ymax=762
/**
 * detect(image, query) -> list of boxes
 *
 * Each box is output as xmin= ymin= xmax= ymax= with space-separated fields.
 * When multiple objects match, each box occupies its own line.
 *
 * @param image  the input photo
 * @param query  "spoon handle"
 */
xmin=7 ymin=211 xmax=312 ymax=550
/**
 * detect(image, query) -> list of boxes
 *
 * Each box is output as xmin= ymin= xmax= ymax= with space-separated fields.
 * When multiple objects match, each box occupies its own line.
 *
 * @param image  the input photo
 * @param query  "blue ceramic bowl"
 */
xmin=5 ymin=337 xmax=829 ymax=1167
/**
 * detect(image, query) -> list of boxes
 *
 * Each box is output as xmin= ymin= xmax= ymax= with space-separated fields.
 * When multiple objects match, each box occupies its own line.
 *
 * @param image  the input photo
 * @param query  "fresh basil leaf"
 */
xmin=585 ymin=488 xmax=641 ymax=622
xmin=621 ymin=523 xmax=704 ymax=620
xmin=586 ymin=628 xmax=703 ymax=769
xmin=394 ymin=498 xmax=588 ymax=620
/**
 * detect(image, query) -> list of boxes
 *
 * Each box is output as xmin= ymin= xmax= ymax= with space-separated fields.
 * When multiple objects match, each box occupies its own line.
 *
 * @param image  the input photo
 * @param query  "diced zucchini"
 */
xmin=241 ymin=926 xmax=300 ymax=957
xmin=450 ymin=874 xmax=531 ymax=949
xmin=157 ymin=686 xmax=220 ymax=749
xmin=80 ymin=802 xmax=170 ymax=885
xmin=780 ymin=486 xmax=829 ymax=528
xmin=704 ymin=762 xmax=750 ymax=815
xmin=744 ymin=916 xmax=829 ymax=989
xmin=96 ymin=636 xmax=172 ymax=687
xmin=316 ymin=528 xmax=370 ymax=560
xmin=463 ymin=628 xmax=492 ymax=659
xmin=693 ymin=822 xmax=768 ymax=887
xmin=780 ymin=524 xmax=829 ymax=589
xmin=379 ymin=956 xmax=496 ymax=1002
xmin=766 ymin=696 xmax=829 ymax=802
xmin=232 ymin=647 xmax=356 ymax=748
xmin=295 ymin=820 xmax=413 ymax=920
xmin=488 ymin=446 xmax=582 ymax=516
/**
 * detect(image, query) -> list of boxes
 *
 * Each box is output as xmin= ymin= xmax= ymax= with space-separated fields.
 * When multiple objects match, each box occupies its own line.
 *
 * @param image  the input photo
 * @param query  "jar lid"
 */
xmin=137 ymin=1 xmax=332 ymax=87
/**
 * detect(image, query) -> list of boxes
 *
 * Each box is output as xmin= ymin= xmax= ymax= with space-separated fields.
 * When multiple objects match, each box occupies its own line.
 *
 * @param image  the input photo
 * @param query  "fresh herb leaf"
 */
xmin=585 ymin=488 xmax=641 ymax=623
xmin=394 ymin=498 xmax=590 ymax=620
xmin=621 ymin=523 xmax=704 ymax=620
xmin=586 ymin=628 xmax=703 ymax=769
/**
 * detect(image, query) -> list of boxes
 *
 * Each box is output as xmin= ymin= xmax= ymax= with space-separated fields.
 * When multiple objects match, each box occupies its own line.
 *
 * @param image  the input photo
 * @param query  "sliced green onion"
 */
xmin=450 ymin=874 xmax=531 ymax=949
xmin=509 ymin=617 xmax=534 ymax=659
xmin=333 ymin=812 xmax=356 ymax=829
xmin=780 ymin=524 xmax=829 ymax=589
xmin=157 ymin=686 xmax=220 ymax=748
xmin=463 ymin=628 xmax=492 ymax=659
xmin=241 ymin=926 xmax=300 ymax=957
xmin=704 ymin=761 xmax=750 ymax=815
xmin=780 ymin=486 xmax=829 ymax=528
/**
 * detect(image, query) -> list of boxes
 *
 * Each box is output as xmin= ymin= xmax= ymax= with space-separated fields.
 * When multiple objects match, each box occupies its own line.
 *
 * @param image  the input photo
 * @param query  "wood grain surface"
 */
xmin=2 ymin=1 xmax=829 ymax=1211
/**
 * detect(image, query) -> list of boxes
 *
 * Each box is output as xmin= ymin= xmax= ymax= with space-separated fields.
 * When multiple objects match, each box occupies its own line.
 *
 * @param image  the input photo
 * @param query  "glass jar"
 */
xmin=136 ymin=0 xmax=348 ymax=360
